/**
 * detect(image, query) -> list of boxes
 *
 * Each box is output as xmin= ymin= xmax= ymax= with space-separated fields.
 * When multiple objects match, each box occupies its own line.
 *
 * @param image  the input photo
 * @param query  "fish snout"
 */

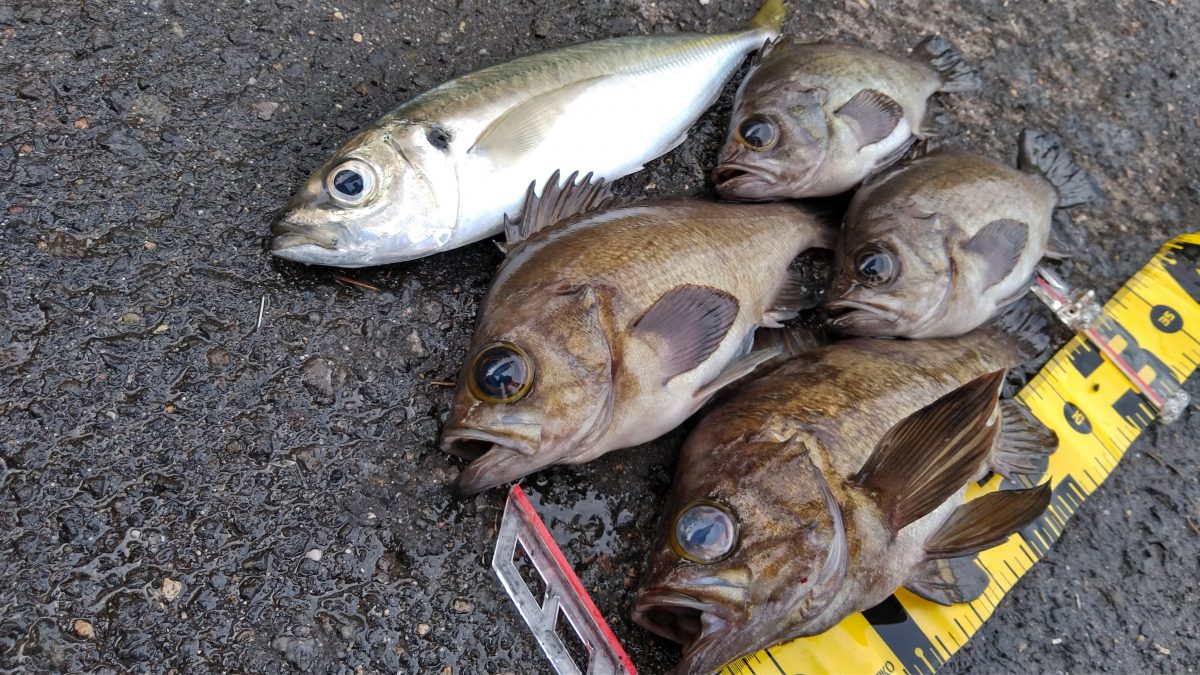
xmin=440 ymin=425 xmax=545 ymax=496
xmin=712 ymin=161 xmax=778 ymax=202
xmin=270 ymin=218 xmax=341 ymax=251
xmin=632 ymin=590 xmax=745 ymax=672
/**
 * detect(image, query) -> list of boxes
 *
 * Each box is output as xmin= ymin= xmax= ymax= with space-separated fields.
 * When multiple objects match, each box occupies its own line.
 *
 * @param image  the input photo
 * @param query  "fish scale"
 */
xmin=716 ymin=233 xmax=1200 ymax=675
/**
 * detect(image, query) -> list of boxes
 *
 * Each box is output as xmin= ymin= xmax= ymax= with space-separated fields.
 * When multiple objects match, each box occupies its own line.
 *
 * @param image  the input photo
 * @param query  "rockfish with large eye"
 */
xmin=634 ymin=332 xmax=1057 ymax=674
xmin=714 ymin=36 xmax=980 ymax=201
xmin=826 ymin=129 xmax=1099 ymax=338
xmin=269 ymin=0 xmax=786 ymax=267
xmin=440 ymin=173 xmax=834 ymax=495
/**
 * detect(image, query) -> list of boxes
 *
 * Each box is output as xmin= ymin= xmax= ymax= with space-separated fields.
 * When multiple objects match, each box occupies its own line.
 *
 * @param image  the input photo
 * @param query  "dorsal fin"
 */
xmin=501 ymin=170 xmax=618 ymax=250
xmin=848 ymin=369 xmax=1006 ymax=533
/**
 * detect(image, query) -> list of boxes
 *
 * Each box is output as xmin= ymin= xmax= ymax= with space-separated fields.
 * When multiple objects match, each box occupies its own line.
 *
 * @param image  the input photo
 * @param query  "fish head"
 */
xmin=826 ymin=200 xmax=954 ymax=337
xmin=714 ymin=75 xmax=830 ymax=201
xmin=634 ymin=433 xmax=849 ymax=673
xmin=270 ymin=121 xmax=460 ymax=267
xmin=441 ymin=285 xmax=617 ymax=494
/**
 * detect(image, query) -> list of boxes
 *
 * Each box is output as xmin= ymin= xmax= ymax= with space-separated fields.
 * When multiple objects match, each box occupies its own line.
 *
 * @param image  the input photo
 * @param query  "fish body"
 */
xmin=441 ymin=186 xmax=833 ymax=495
xmin=270 ymin=1 xmax=785 ymax=267
xmin=826 ymin=130 xmax=1098 ymax=338
xmin=714 ymin=36 xmax=980 ymax=201
xmin=633 ymin=332 xmax=1056 ymax=674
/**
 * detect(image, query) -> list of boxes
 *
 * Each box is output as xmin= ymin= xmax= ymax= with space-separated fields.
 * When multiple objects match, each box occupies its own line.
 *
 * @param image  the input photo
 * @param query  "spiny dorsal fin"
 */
xmin=1017 ymin=129 xmax=1100 ymax=208
xmin=848 ymin=369 xmax=1006 ymax=533
xmin=905 ymin=555 xmax=989 ymax=605
xmin=961 ymin=218 xmax=1029 ymax=289
xmin=925 ymin=483 xmax=1052 ymax=558
xmin=834 ymin=89 xmax=904 ymax=150
xmin=631 ymin=284 xmax=739 ymax=383
xmin=502 ymin=170 xmax=617 ymax=249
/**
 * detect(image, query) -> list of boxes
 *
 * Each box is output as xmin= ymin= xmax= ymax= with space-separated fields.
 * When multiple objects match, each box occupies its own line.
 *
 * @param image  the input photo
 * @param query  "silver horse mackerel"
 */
xmin=634 ymin=332 xmax=1056 ymax=674
xmin=270 ymin=0 xmax=785 ymax=267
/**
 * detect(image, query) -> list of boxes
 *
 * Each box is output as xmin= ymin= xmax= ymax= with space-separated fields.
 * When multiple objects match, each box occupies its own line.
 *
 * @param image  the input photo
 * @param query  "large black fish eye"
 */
xmin=671 ymin=499 xmax=739 ymax=564
xmin=468 ymin=342 xmax=533 ymax=404
xmin=736 ymin=115 xmax=778 ymax=151
xmin=852 ymin=244 xmax=898 ymax=287
xmin=325 ymin=159 xmax=375 ymax=205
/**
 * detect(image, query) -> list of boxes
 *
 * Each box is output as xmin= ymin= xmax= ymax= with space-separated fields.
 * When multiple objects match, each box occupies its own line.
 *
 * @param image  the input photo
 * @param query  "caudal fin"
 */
xmin=749 ymin=0 xmax=786 ymax=37
xmin=1018 ymin=129 xmax=1101 ymax=208
xmin=911 ymin=36 xmax=982 ymax=93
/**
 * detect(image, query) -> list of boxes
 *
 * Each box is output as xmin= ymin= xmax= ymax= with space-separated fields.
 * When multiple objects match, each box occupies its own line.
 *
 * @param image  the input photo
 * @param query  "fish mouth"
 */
xmin=440 ymin=426 xmax=547 ymax=496
xmin=270 ymin=219 xmax=340 ymax=251
xmin=825 ymin=298 xmax=899 ymax=333
xmin=712 ymin=163 xmax=779 ymax=202
xmin=632 ymin=592 xmax=738 ymax=665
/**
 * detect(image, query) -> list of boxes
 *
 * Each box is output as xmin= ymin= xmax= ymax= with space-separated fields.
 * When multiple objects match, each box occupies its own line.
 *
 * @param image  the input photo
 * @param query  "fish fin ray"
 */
xmin=848 ymin=369 xmax=1006 ymax=533
xmin=1017 ymin=128 xmax=1100 ymax=207
xmin=868 ymin=136 xmax=918 ymax=181
xmin=925 ymin=483 xmax=1052 ymax=558
xmin=990 ymin=400 xmax=1057 ymax=480
xmin=502 ymin=170 xmax=618 ymax=247
xmin=771 ymin=268 xmax=823 ymax=314
xmin=911 ymin=35 xmax=982 ymax=93
xmin=752 ymin=326 xmax=826 ymax=359
xmin=962 ymin=218 xmax=1029 ymax=289
xmin=905 ymin=555 xmax=989 ymax=605
xmin=835 ymin=89 xmax=904 ymax=150
xmin=693 ymin=346 xmax=779 ymax=401
xmin=471 ymin=76 xmax=611 ymax=163
xmin=631 ymin=285 xmax=740 ymax=382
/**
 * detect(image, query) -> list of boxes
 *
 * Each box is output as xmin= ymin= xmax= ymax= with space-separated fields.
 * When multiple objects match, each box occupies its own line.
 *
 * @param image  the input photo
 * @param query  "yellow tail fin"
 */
xmin=749 ymin=0 xmax=787 ymax=36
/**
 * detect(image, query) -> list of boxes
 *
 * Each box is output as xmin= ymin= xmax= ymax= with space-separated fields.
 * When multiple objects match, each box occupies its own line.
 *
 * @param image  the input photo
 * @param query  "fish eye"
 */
xmin=325 ymin=159 xmax=376 ymax=205
xmin=468 ymin=342 xmax=533 ymax=404
xmin=671 ymin=499 xmax=739 ymax=564
xmin=851 ymin=244 xmax=898 ymax=287
xmin=736 ymin=115 xmax=778 ymax=151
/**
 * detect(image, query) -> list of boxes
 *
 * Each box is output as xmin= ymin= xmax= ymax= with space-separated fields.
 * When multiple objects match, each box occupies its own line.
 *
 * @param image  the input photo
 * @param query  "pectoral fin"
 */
xmin=471 ymin=76 xmax=609 ymax=162
xmin=962 ymin=218 xmax=1029 ymax=289
xmin=835 ymin=89 xmax=904 ymax=150
xmin=848 ymin=369 xmax=1006 ymax=533
xmin=693 ymin=346 xmax=779 ymax=401
xmin=989 ymin=400 xmax=1058 ymax=480
xmin=925 ymin=483 xmax=1052 ymax=558
xmin=631 ymin=285 xmax=739 ymax=382
xmin=906 ymin=555 xmax=989 ymax=605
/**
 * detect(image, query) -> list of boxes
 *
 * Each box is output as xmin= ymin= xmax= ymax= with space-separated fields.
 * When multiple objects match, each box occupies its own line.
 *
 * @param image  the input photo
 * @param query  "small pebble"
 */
xmin=1051 ymin=637 xmax=1063 ymax=646
xmin=18 ymin=143 xmax=33 ymax=155
xmin=416 ymin=623 xmax=431 ymax=636
xmin=144 ymin=240 xmax=157 ymax=249
xmin=352 ymin=32 xmax=363 ymax=43
xmin=73 ymin=619 xmax=94 ymax=638
xmin=119 ymin=312 xmax=142 ymax=326
xmin=452 ymin=598 xmax=473 ymax=613
xmin=162 ymin=577 xmax=182 ymax=601
xmin=435 ymin=31 xmax=452 ymax=45
xmin=73 ymin=117 xmax=89 ymax=129
xmin=305 ymin=548 xmax=323 ymax=561
xmin=250 ymin=101 xmax=279 ymax=121
xmin=333 ymin=10 xmax=345 ymax=20
xmin=1154 ymin=643 xmax=1171 ymax=656
xmin=153 ymin=324 xmax=170 ymax=334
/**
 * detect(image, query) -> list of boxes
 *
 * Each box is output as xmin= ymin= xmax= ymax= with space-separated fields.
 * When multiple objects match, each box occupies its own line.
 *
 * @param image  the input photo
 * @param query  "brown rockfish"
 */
xmin=441 ymin=174 xmax=834 ymax=495
xmin=634 ymin=331 xmax=1056 ymax=674
xmin=826 ymin=129 xmax=1098 ymax=338
xmin=714 ymin=36 xmax=980 ymax=201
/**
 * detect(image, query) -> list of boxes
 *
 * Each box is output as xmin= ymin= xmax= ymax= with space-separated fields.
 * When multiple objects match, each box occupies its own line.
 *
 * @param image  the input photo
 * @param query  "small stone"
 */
xmin=18 ymin=143 xmax=33 ymax=155
xmin=162 ymin=578 xmax=182 ymax=601
xmin=73 ymin=619 xmax=94 ymax=638
xmin=353 ymin=81 xmax=369 ymax=96
xmin=16 ymin=81 xmax=41 ymax=100
xmin=206 ymin=347 xmax=231 ymax=369
xmin=531 ymin=17 xmax=553 ymax=38
xmin=251 ymin=101 xmax=279 ymax=121
xmin=144 ymin=240 xmax=157 ymax=249
xmin=435 ymin=30 xmax=452 ymax=45
xmin=333 ymin=10 xmax=345 ymax=20
xmin=305 ymin=548 xmax=323 ymax=562
xmin=164 ymin=402 xmax=176 ymax=414
xmin=352 ymin=32 xmax=363 ymax=43
xmin=405 ymin=330 xmax=427 ymax=358
xmin=1051 ymin=637 xmax=1063 ymax=646
xmin=1016 ymin=640 xmax=1027 ymax=653
xmin=1154 ymin=643 xmax=1171 ymax=656
xmin=441 ymin=666 xmax=452 ymax=675
xmin=119 ymin=311 xmax=142 ymax=326
xmin=73 ymin=117 xmax=89 ymax=129
xmin=416 ymin=623 xmax=431 ymax=636
xmin=452 ymin=598 xmax=473 ymax=613
xmin=153 ymin=324 xmax=170 ymax=334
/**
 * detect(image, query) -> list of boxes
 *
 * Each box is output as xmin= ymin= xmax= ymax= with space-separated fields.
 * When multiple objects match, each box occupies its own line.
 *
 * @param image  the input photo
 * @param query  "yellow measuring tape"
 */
xmin=719 ymin=233 xmax=1200 ymax=675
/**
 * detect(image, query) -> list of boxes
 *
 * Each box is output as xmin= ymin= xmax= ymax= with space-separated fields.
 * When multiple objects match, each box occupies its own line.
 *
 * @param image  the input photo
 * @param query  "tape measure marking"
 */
xmin=718 ymin=234 xmax=1200 ymax=675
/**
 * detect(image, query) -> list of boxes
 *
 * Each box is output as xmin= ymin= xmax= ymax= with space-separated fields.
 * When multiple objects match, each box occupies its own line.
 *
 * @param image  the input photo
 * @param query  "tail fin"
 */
xmin=1018 ymin=129 xmax=1101 ymax=208
xmin=911 ymin=36 xmax=982 ymax=93
xmin=749 ymin=0 xmax=786 ymax=37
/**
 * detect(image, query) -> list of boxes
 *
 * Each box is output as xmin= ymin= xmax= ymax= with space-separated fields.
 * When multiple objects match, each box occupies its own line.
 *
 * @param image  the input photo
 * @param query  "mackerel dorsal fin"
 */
xmin=848 ymin=369 xmax=1006 ymax=533
xmin=502 ymin=170 xmax=617 ymax=248
xmin=924 ymin=483 xmax=1051 ymax=558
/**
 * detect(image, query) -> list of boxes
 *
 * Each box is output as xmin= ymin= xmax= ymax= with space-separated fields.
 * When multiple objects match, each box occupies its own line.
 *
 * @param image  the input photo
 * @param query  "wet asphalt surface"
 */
xmin=2 ymin=0 xmax=1199 ymax=673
